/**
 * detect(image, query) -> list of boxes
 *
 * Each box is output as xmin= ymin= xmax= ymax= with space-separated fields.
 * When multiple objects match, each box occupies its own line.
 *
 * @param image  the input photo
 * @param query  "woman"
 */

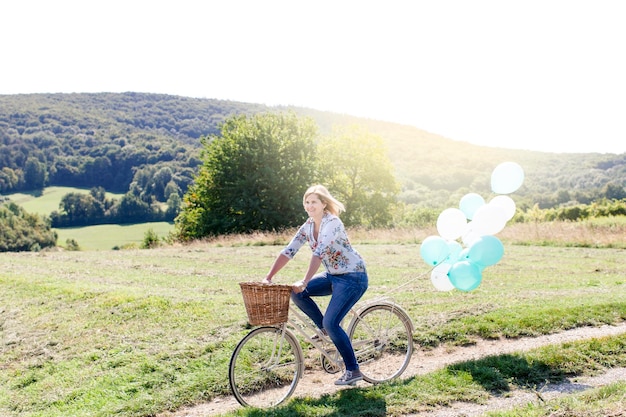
xmin=262 ymin=184 xmax=368 ymax=386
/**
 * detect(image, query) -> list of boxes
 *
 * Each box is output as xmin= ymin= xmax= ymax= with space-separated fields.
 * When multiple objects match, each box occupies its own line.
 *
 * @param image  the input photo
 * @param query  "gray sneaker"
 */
xmin=335 ymin=369 xmax=363 ymax=386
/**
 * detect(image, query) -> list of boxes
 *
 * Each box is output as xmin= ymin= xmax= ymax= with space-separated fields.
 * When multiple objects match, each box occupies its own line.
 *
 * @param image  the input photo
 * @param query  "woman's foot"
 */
xmin=335 ymin=369 xmax=363 ymax=386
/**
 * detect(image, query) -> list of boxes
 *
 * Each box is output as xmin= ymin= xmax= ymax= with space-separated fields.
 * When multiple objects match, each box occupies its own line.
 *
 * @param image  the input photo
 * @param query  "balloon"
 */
xmin=489 ymin=195 xmax=517 ymax=221
xmin=467 ymin=235 xmax=504 ymax=267
xmin=437 ymin=208 xmax=467 ymax=240
xmin=491 ymin=162 xmax=525 ymax=194
xmin=459 ymin=193 xmax=485 ymax=220
xmin=420 ymin=235 xmax=451 ymax=266
xmin=461 ymin=222 xmax=482 ymax=247
xmin=444 ymin=240 xmax=463 ymax=264
xmin=472 ymin=204 xmax=507 ymax=236
xmin=448 ymin=260 xmax=483 ymax=292
xmin=431 ymin=263 xmax=455 ymax=291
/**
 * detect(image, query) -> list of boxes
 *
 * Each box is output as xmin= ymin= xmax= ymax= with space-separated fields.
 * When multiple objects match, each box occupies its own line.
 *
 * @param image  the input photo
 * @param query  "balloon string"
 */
xmin=375 ymin=262 xmax=440 ymax=299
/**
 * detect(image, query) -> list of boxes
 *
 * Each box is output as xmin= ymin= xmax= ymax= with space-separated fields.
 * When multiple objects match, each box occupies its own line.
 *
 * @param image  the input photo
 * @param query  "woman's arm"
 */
xmin=293 ymin=255 xmax=323 ymax=293
xmin=262 ymin=254 xmax=290 ymax=283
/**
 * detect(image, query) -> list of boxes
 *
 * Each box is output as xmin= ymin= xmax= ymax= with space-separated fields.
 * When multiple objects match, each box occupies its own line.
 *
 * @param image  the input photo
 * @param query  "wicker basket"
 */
xmin=239 ymin=282 xmax=292 ymax=326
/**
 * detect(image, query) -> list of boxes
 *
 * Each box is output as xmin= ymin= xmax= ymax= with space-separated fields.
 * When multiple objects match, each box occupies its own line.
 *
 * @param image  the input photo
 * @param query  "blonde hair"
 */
xmin=303 ymin=184 xmax=345 ymax=216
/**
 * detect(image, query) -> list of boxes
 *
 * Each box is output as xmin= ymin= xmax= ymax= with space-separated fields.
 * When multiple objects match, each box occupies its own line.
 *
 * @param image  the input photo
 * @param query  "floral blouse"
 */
xmin=281 ymin=213 xmax=366 ymax=274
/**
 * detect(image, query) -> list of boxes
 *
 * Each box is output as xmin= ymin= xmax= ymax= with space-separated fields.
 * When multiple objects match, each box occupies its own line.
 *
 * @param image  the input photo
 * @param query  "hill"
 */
xmin=1 ymin=92 xmax=625 ymax=211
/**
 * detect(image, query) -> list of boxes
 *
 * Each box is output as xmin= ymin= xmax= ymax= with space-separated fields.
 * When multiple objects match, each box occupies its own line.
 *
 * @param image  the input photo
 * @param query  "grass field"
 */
xmin=55 ymin=222 xmax=175 ymax=250
xmin=3 ymin=188 xmax=626 ymax=415
xmin=1 ymin=234 xmax=625 ymax=416
xmin=5 ymin=187 xmax=175 ymax=250
xmin=5 ymin=186 xmax=124 ymax=215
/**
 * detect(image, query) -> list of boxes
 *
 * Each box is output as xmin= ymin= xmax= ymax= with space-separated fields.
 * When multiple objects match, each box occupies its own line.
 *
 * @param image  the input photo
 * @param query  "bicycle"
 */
xmin=228 ymin=282 xmax=414 ymax=408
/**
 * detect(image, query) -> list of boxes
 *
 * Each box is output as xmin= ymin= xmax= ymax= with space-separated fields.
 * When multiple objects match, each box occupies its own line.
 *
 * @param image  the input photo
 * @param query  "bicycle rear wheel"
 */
xmin=229 ymin=326 xmax=303 ymax=408
xmin=348 ymin=303 xmax=413 ymax=383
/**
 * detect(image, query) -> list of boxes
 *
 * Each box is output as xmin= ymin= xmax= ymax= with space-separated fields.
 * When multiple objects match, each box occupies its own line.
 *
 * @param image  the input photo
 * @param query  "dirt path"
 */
xmin=160 ymin=323 xmax=626 ymax=417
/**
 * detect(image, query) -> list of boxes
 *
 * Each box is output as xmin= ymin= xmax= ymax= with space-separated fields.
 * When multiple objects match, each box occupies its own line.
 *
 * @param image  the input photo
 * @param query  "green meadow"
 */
xmin=1 ymin=237 xmax=625 ymax=416
xmin=6 ymin=186 xmax=123 ymax=215
xmin=5 ymin=187 xmax=174 ymax=250
xmin=54 ymin=222 xmax=175 ymax=250
xmin=2 ymin=188 xmax=626 ymax=415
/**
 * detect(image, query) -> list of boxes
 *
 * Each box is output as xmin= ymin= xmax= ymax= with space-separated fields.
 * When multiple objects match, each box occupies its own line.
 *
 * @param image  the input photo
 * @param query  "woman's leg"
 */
xmin=290 ymin=272 xmax=332 ymax=329
xmin=323 ymin=273 xmax=368 ymax=371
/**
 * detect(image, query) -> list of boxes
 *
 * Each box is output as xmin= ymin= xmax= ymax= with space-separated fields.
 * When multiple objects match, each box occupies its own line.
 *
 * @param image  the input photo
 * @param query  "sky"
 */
xmin=1 ymin=0 xmax=624 ymax=154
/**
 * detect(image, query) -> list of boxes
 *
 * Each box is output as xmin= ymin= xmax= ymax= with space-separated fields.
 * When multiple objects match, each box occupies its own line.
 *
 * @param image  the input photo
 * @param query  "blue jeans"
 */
xmin=291 ymin=271 xmax=368 ymax=371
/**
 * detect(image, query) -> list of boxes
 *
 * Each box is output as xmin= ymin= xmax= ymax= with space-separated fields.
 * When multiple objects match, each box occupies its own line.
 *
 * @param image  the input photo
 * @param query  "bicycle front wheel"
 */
xmin=229 ymin=326 xmax=303 ymax=408
xmin=348 ymin=303 xmax=413 ymax=383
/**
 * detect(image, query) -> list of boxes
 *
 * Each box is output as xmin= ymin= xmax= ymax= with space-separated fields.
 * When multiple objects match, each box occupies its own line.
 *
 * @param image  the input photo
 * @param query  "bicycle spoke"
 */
xmin=229 ymin=327 xmax=302 ymax=408
xmin=349 ymin=304 xmax=413 ymax=383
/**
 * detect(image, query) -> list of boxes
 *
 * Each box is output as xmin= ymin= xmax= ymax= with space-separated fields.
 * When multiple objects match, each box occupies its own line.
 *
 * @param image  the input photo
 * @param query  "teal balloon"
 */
xmin=459 ymin=193 xmax=485 ymax=220
xmin=458 ymin=247 xmax=470 ymax=261
xmin=420 ymin=235 xmax=451 ymax=266
xmin=467 ymin=235 xmax=504 ymax=267
xmin=448 ymin=260 xmax=483 ymax=291
xmin=444 ymin=240 xmax=463 ymax=264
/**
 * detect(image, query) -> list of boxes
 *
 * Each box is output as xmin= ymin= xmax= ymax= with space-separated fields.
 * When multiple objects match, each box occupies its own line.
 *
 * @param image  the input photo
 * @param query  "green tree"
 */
xmin=316 ymin=125 xmax=399 ymax=227
xmin=152 ymin=167 xmax=174 ymax=201
xmin=164 ymin=179 xmax=181 ymax=200
xmin=0 ymin=167 xmax=23 ymax=193
xmin=175 ymin=112 xmax=318 ymax=240
xmin=111 ymin=193 xmax=154 ymax=223
xmin=0 ymin=202 xmax=57 ymax=252
xmin=165 ymin=192 xmax=182 ymax=221
xmin=602 ymin=182 xmax=626 ymax=200
xmin=24 ymin=157 xmax=46 ymax=190
xmin=55 ymin=192 xmax=105 ymax=226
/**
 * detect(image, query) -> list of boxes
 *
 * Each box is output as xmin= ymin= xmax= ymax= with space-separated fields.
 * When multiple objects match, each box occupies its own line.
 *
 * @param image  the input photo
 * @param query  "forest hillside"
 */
xmin=1 ymin=92 xmax=625 ymax=211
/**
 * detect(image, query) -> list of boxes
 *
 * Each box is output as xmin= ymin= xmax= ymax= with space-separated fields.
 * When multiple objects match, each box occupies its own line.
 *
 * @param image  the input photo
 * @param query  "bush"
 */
xmin=65 ymin=239 xmax=81 ymax=251
xmin=141 ymin=228 xmax=160 ymax=249
xmin=0 ymin=202 xmax=57 ymax=252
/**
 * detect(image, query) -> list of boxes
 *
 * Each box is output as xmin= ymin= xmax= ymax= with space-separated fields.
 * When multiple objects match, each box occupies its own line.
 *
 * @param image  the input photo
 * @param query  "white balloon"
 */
xmin=436 ymin=208 xmax=467 ymax=240
xmin=430 ymin=263 xmax=455 ymax=291
xmin=489 ymin=195 xmax=517 ymax=221
xmin=461 ymin=222 xmax=482 ymax=246
xmin=472 ymin=204 xmax=507 ymax=236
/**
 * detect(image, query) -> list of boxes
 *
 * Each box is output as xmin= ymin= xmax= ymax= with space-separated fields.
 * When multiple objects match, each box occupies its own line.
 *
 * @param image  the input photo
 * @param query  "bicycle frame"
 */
xmin=282 ymin=306 xmax=342 ymax=367
xmin=282 ymin=296 xmax=413 ymax=370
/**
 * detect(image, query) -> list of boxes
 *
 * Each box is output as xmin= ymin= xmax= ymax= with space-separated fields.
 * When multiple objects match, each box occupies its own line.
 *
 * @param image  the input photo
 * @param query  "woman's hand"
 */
xmin=261 ymin=277 xmax=272 ymax=285
xmin=292 ymin=280 xmax=306 ymax=293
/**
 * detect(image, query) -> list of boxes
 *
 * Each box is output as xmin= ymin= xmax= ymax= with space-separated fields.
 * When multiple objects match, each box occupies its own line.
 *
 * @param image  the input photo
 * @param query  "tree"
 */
xmin=83 ymin=156 xmax=113 ymax=187
xmin=24 ymin=157 xmax=46 ymax=190
xmin=164 ymin=180 xmax=181 ymax=200
xmin=0 ymin=202 xmax=57 ymax=252
xmin=111 ymin=193 xmax=154 ymax=224
xmin=175 ymin=112 xmax=318 ymax=240
xmin=602 ymin=182 xmax=626 ymax=200
xmin=316 ymin=125 xmax=399 ymax=227
xmin=165 ymin=193 xmax=182 ymax=221
xmin=0 ymin=167 xmax=22 ymax=193
xmin=55 ymin=192 xmax=105 ymax=226
xmin=152 ymin=167 xmax=174 ymax=201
